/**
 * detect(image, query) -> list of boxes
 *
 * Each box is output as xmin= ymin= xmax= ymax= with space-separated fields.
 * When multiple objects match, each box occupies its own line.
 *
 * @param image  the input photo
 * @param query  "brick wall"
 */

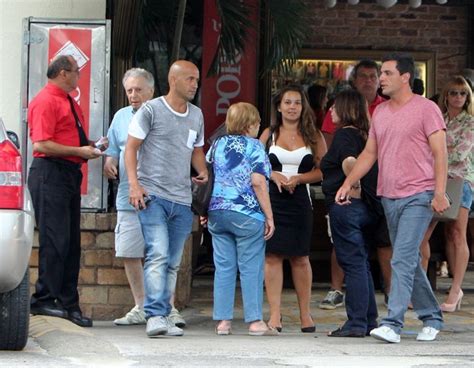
xmin=29 ymin=213 xmax=198 ymax=320
xmin=303 ymin=2 xmax=470 ymax=92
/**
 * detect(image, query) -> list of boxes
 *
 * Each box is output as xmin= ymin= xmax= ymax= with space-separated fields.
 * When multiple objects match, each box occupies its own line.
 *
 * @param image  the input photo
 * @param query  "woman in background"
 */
xmin=307 ymin=84 xmax=328 ymax=130
xmin=260 ymin=84 xmax=327 ymax=333
xmin=320 ymin=89 xmax=378 ymax=337
xmin=420 ymin=75 xmax=473 ymax=312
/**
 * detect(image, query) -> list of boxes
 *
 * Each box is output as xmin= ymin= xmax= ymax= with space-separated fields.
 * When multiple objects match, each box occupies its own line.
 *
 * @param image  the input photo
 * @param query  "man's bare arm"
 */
xmin=191 ymin=147 xmax=208 ymax=185
xmin=428 ymin=129 xmax=450 ymax=214
xmin=124 ymin=135 xmax=146 ymax=210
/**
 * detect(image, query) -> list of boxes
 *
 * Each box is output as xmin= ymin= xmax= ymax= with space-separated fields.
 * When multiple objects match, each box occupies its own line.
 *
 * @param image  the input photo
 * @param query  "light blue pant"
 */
xmin=138 ymin=195 xmax=193 ymax=318
xmin=381 ymin=191 xmax=443 ymax=334
xmin=208 ymin=210 xmax=265 ymax=323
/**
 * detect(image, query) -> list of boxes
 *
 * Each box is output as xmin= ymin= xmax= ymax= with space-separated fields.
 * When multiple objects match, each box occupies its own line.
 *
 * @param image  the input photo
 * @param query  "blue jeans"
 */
xmin=329 ymin=199 xmax=378 ymax=333
xmin=138 ymin=195 xmax=193 ymax=318
xmin=381 ymin=191 xmax=443 ymax=334
xmin=208 ymin=210 xmax=265 ymax=323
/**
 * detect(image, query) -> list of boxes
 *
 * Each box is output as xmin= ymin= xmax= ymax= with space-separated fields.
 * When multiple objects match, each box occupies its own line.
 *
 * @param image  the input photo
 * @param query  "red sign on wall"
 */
xmin=48 ymin=28 xmax=92 ymax=194
xmin=201 ymin=0 xmax=259 ymax=146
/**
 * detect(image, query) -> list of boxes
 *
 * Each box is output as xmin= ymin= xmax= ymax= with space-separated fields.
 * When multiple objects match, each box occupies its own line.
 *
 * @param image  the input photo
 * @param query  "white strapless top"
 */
xmin=268 ymin=145 xmax=313 ymax=179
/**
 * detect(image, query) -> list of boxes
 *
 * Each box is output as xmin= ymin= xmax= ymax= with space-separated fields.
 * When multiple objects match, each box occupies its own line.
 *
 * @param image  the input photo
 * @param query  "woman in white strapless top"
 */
xmin=260 ymin=84 xmax=327 ymax=333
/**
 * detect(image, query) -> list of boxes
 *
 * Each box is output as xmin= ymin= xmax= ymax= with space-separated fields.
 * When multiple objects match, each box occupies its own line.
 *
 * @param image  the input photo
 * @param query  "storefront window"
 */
xmin=271 ymin=49 xmax=435 ymax=99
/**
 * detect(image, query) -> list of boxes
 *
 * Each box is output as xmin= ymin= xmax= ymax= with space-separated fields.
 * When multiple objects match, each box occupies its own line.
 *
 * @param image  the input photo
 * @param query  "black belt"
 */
xmin=37 ymin=157 xmax=82 ymax=170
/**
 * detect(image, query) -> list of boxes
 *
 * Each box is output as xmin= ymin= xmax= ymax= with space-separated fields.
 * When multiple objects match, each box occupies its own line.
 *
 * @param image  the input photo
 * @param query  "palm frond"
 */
xmin=207 ymin=0 xmax=254 ymax=77
xmin=262 ymin=0 xmax=307 ymax=76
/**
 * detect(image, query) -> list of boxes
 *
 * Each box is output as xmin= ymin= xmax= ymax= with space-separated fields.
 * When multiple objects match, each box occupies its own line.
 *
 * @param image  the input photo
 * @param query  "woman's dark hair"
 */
xmin=271 ymin=84 xmax=319 ymax=154
xmin=307 ymin=84 xmax=327 ymax=111
xmin=333 ymin=89 xmax=370 ymax=140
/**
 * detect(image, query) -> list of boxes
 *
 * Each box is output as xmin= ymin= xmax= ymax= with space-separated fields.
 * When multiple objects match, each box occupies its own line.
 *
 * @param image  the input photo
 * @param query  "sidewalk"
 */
xmin=2 ymin=271 xmax=473 ymax=367
xmin=189 ymin=273 xmax=474 ymax=335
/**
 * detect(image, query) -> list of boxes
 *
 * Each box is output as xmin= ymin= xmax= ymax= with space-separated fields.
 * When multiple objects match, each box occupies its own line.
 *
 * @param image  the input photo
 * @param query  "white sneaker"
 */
xmin=165 ymin=316 xmax=184 ymax=336
xmin=146 ymin=316 xmax=168 ymax=337
xmin=416 ymin=326 xmax=439 ymax=341
xmin=370 ymin=326 xmax=401 ymax=343
xmin=168 ymin=307 xmax=186 ymax=328
xmin=114 ymin=305 xmax=146 ymax=325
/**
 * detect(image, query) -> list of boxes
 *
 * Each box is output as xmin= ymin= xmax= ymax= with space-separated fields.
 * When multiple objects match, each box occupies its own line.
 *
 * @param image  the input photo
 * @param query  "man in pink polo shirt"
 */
xmin=336 ymin=53 xmax=450 ymax=343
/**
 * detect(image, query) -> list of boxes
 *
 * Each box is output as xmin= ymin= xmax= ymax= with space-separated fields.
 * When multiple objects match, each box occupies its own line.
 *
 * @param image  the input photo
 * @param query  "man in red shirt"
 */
xmin=319 ymin=60 xmax=391 ymax=311
xmin=28 ymin=55 xmax=104 ymax=327
xmin=321 ymin=59 xmax=385 ymax=147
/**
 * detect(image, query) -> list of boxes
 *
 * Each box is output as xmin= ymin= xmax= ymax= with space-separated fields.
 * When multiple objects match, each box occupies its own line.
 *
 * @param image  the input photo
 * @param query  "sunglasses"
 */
xmin=448 ymin=90 xmax=467 ymax=97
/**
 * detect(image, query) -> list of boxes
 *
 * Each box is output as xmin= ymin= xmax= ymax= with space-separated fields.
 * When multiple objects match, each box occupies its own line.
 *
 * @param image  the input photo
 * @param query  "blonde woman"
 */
xmin=421 ymin=75 xmax=473 ymax=312
xmin=207 ymin=103 xmax=277 ymax=336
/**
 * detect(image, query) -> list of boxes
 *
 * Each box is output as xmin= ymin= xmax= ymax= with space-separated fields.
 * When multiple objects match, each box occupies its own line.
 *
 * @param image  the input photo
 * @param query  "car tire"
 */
xmin=0 ymin=269 xmax=30 ymax=350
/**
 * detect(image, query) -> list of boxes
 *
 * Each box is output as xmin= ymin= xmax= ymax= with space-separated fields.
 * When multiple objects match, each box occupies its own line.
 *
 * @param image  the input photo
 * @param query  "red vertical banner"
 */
xmin=48 ymin=28 xmax=92 ymax=194
xmin=201 ymin=0 xmax=259 ymax=146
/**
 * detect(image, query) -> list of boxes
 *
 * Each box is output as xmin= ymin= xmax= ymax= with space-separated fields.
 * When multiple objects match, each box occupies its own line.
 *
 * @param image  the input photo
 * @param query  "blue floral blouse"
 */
xmin=207 ymin=135 xmax=271 ymax=222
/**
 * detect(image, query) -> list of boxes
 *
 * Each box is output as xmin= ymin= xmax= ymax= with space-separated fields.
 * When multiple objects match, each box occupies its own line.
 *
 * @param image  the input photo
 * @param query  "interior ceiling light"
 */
xmin=376 ymin=0 xmax=398 ymax=8
xmin=347 ymin=0 xmax=360 ymax=4
xmin=325 ymin=0 xmax=337 ymax=8
xmin=409 ymin=0 xmax=422 ymax=7
xmin=436 ymin=0 xmax=448 ymax=4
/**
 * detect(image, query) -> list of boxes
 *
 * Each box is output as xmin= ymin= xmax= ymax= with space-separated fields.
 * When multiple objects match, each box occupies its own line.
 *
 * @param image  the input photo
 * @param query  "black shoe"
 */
xmin=301 ymin=325 xmax=316 ymax=333
xmin=366 ymin=325 xmax=378 ymax=336
xmin=67 ymin=310 xmax=93 ymax=327
xmin=30 ymin=304 xmax=68 ymax=319
xmin=328 ymin=327 xmax=365 ymax=338
xmin=301 ymin=314 xmax=315 ymax=333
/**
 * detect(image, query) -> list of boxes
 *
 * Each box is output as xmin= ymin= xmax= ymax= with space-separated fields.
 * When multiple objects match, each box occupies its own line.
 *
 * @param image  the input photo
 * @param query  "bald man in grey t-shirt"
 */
xmin=125 ymin=60 xmax=208 ymax=337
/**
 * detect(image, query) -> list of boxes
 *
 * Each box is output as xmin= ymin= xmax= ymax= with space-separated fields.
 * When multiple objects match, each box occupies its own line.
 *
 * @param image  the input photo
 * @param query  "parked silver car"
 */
xmin=0 ymin=118 xmax=34 ymax=350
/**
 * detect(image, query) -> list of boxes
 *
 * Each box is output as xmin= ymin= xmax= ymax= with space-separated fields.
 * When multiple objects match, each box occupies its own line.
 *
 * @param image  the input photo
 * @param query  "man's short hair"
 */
xmin=47 ymin=55 xmax=74 ymax=79
xmin=352 ymin=59 xmax=380 ymax=78
xmin=122 ymin=68 xmax=155 ymax=90
xmin=382 ymin=52 xmax=415 ymax=88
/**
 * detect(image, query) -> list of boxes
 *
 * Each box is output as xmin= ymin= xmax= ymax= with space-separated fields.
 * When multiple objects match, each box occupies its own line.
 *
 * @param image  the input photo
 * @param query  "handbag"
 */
xmin=191 ymin=136 xmax=222 ymax=216
xmin=432 ymin=178 xmax=463 ymax=222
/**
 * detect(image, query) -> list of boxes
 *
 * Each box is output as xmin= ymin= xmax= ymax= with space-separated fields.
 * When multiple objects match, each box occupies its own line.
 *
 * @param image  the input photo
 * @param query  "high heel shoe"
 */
xmin=440 ymin=289 xmax=463 ymax=313
xmin=301 ymin=315 xmax=315 ymax=333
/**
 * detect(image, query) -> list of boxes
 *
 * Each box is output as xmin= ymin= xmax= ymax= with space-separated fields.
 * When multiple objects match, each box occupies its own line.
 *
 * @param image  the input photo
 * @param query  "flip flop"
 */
xmin=215 ymin=321 xmax=232 ymax=335
xmin=248 ymin=326 xmax=280 ymax=336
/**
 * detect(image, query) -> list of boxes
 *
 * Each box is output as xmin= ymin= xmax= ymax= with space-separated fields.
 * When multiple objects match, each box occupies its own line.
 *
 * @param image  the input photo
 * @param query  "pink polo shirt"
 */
xmin=369 ymin=94 xmax=446 ymax=199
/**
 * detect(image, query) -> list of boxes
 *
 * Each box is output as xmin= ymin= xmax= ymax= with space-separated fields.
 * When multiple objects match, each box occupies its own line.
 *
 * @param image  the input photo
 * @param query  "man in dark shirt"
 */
xmin=28 ymin=55 xmax=104 ymax=327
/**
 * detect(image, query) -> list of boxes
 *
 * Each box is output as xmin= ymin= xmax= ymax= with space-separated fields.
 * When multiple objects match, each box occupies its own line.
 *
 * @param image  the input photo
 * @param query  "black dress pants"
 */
xmin=28 ymin=158 xmax=82 ymax=311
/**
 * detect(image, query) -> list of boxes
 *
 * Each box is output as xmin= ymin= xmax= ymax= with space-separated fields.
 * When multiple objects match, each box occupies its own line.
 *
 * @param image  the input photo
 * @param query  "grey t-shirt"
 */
xmin=128 ymin=96 xmax=204 ymax=205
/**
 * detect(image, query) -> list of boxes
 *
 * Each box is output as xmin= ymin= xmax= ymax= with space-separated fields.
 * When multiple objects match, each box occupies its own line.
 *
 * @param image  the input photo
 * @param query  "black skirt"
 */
xmin=266 ymin=182 xmax=313 ymax=256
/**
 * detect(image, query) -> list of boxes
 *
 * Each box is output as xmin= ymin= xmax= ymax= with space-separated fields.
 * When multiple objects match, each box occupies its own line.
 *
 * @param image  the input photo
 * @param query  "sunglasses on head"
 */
xmin=448 ymin=90 xmax=467 ymax=97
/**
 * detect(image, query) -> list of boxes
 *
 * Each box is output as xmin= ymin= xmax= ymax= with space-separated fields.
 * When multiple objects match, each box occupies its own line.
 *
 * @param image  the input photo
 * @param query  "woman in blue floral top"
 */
xmin=207 ymin=102 xmax=277 ymax=336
